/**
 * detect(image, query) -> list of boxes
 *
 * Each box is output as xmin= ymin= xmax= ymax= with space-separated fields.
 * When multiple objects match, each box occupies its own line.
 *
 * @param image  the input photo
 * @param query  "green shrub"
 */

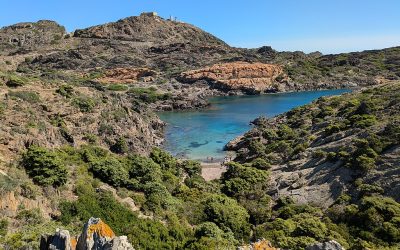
xmin=6 ymin=75 xmax=26 ymax=87
xmin=128 ymin=87 xmax=171 ymax=103
xmin=143 ymin=182 xmax=175 ymax=212
xmin=127 ymin=154 xmax=162 ymax=188
xmin=277 ymin=124 xmax=296 ymax=140
xmin=82 ymin=133 xmax=98 ymax=144
xmin=21 ymin=146 xmax=68 ymax=187
xmin=203 ymin=194 xmax=251 ymax=241
xmin=349 ymin=114 xmax=377 ymax=128
xmin=56 ymin=85 xmax=74 ymax=98
xmin=353 ymin=155 xmax=376 ymax=172
xmin=248 ymin=140 xmax=266 ymax=157
xmin=20 ymin=182 xmax=39 ymax=199
xmin=383 ymin=121 xmax=400 ymax=144
xmin=0 ymin=174 xmax=19 ymax=194
xmin=271 ymin=141 xmax=293 ymax=157
xmin=16 ymin=208 xmax=43 ymax=225
xmin=324 ymin=123 xmax=345 ymax=136
xmin=9 ymin=91 xmax=40 ymax=103
xmin=89 ymin=157 xmax=130 ymax=187
xmin=194 ymin=222 xmax=225 ymax=239
xmin=292 ymin=143 xmax=308 ymax=155
xmin=357 ymin=184 xmax=384 ymax=196
xmin=72 ymin=96 xmax=96 ymax=112
xmin=312 ymin=150 xmax=327 ymax=159
xmin=318 ymin=106 xmax=335 ymax=118
xmin=150 ymin=148 xmax=178 ymax=173
xmin=0 ymin=218 xmax=8 ymax=236
xmin=107 ymin=84 xmax=128 ymax=91
xmin=221 ymin=162 xmax=269 ymax=197
xmin=110 ymin=137 xmax=129 ymax=154
xmin=326 ymin=152 xmax=338 ymax=162
xmin=251 ymin=158 xmax=271 ymax=170
xmin=180 ymin=160 xmax=202 ymax=177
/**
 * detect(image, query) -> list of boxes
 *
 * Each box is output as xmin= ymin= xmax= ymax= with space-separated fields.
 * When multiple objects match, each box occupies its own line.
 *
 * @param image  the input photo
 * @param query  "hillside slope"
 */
xmin=227 ymin=82 xmax=400 ymax=206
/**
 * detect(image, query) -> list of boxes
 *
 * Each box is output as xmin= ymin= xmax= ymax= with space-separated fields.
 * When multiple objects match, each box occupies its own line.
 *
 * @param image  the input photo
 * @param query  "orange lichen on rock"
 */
xmin=87 ymin=219 xmax=115 ymax=239
xmin=239 ymin=239 xmax=280 ymax=250
xmin=253 ymin=239 xmax=280 ymax=250
xmin=180 ymin=62 xmax=286 ymax=92
xmin=70 ymin=237 xmax=77 ymax=250
xmin=98 ymin=67 xmax=157 ymax=84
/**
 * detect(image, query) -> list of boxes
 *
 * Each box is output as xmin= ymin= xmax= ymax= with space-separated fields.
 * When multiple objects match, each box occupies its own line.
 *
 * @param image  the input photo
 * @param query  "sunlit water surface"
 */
xmin=158 ymin=89 xmax=350 ymax=161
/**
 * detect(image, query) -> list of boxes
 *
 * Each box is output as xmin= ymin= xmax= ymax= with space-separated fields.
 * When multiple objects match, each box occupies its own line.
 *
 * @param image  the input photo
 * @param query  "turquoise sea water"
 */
xmin=158 ymin=89 xmax=350 ymax=161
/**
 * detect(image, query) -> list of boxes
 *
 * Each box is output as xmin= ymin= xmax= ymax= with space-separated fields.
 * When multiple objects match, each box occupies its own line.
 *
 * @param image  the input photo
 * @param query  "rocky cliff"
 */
xmin=179 ymin=62 xmax=288 ymax=94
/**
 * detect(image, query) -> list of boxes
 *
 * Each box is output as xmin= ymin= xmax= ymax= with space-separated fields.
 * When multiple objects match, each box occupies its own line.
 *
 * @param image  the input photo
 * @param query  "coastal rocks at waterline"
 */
xmin=40 ymin=217 xmax=134 ymax=250
xmin=179 ymin=62 xmax=288 ymax=94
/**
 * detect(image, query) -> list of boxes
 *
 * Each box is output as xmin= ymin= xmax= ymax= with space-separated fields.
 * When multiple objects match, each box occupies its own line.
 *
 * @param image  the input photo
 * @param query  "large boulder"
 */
xmin=39 ymin=217 xmax=134 ymax=250
xmin=40 ymin=229 xmax=73 ymax=250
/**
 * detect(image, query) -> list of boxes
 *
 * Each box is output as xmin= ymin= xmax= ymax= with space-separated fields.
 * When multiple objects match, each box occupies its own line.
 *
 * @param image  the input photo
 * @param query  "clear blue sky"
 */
xmin=1 ymin=0 xmax=400 ymax=54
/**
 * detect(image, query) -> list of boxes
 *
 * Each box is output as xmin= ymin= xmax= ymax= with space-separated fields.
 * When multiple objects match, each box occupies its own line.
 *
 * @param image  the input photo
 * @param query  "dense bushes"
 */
xmin=203 ymin=194 xmax=251 ymax=241
xmin=221 ymin=162 xmax=269 ymax=197
xmin=128 ymin=87 xmax=171 ymax=103
xmin=21 ymin=146 xmax=68 ymax=187
xmin=89 ymin=157 xmax=130 ymax=187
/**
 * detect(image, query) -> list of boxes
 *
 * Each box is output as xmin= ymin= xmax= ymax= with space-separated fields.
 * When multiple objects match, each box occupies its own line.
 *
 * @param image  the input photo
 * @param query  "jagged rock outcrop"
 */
xmin=40 ymin=229 xmax=74 ymax=250
xmin=0 ymin=20 xmax=66 ymax=53
xmin=73 ymin=15 xmax=226 ymax=46
xmin=40 ymin=218 xmax=134 ymax=250
xmin=306 ymin=240 xmax=345 ymax=250
xmin=179 ymin=62 xmax=287 ymax=93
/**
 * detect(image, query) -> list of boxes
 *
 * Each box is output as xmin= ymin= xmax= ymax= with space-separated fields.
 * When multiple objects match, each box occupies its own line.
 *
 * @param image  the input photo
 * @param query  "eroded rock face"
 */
xmin=179 ymin=62 xmax=287 ymax=93
xmin=40 ymin=217 xmax=134 ymax=250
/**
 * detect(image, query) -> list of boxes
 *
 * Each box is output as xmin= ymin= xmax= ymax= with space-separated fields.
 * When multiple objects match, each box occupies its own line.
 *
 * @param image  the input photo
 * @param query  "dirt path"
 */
xmin=201 ymin=162 xmax=227 ymax=181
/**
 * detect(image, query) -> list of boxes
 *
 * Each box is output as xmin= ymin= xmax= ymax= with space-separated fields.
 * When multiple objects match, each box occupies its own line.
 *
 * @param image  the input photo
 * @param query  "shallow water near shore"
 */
xmin=158 ymin=89 xmax=351 ymax=162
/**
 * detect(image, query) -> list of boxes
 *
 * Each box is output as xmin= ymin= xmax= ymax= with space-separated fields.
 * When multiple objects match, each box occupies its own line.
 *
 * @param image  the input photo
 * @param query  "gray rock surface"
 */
xmin=40 ymin=217 xmax=134 ymax=250
xmin=40 ymin=229 xmax=72 ymax=250
xmin=306 ymin=240 xmax=345 ymax=250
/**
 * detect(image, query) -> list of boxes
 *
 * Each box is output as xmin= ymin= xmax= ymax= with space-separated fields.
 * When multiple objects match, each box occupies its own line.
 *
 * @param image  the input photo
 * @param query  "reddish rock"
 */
xmin=180 ymin=62 xmax=286 ymax=93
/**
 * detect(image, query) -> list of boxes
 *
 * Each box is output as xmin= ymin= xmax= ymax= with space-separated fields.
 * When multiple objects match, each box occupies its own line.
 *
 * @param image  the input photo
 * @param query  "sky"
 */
xmin=1 ymin=0 xmax=400 ymax=54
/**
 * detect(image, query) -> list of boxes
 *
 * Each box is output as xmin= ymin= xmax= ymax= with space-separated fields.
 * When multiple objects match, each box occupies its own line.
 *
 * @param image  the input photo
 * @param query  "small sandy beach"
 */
xmin=201 ymin=162 xmax=227 ymax=181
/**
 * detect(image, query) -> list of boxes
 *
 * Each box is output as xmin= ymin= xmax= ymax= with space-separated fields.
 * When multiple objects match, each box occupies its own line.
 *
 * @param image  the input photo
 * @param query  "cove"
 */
xmin=158 ymin=89 xmax=350 ymax=162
